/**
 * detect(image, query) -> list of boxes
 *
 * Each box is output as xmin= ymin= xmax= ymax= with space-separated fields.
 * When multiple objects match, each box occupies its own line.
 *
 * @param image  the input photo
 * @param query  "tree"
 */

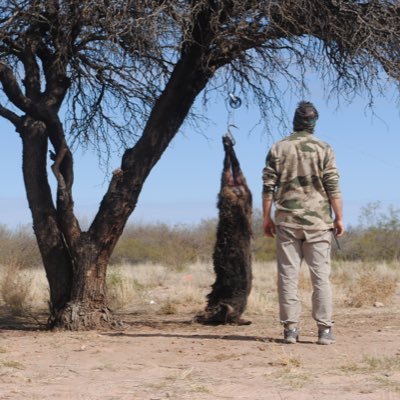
xmin=0 ymin=0 xmax=399 ymax=329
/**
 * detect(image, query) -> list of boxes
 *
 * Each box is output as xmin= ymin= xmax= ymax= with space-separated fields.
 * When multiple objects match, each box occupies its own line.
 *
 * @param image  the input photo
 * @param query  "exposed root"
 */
xmin=49 ymin=303 xmax=124 ymax=331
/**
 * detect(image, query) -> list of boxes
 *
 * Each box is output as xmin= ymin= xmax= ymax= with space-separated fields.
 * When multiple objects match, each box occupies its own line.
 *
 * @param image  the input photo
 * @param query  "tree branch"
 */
xmin=47 ymin=115 xmax=81 ymax=246
xmin=0 ymin=104 xmax=21 ymax=127
xmin=0 ymin=61 xmax=34 ymax=113
xmin=88 ymin=1 xmax=218 ymax=246
xmin=50 ymin=147 xmax=68 ymax=195
xmin=21 ymin=35 xmax=42 ymax=99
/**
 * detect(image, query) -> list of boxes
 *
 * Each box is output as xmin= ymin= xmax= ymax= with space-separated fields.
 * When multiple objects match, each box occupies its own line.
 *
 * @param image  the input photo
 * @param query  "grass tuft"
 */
xmin=343 ymin=265 xmax=398 ymax=308
xmin=1 ymin=360 xmax=25 ymax=369
xmin=0 ymin=263 xmax=48 ymax=315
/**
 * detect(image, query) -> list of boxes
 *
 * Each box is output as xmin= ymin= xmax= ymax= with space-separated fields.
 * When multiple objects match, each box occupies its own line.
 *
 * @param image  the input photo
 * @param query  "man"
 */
xmin=262 ymin=101 xmax=344 ymax=345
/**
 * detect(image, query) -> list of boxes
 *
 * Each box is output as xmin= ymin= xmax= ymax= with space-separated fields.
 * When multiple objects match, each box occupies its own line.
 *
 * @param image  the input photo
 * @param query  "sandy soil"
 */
xmin=0 ymin=298 xmax=399 ymax=400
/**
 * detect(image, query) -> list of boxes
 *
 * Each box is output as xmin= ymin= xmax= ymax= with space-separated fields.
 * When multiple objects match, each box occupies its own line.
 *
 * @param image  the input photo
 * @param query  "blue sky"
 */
xmin=1 ymin=78 xmax=400 ymax=230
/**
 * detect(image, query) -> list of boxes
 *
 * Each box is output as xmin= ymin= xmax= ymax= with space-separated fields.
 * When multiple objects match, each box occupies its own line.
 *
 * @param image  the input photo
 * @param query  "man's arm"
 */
xmin=262 ymin=148 xmax=278 ymax=238
xmin=322 ymin=146 xmax=344 ymax=236
xmin=262 ymin=196 xmax=276 ymax=237
xmin=330 ymin=196 xmax=345 ymax=237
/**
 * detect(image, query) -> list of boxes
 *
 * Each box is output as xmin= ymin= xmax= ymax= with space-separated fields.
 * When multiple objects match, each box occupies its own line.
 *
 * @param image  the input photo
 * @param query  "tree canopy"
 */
xmin=1 ymin=1 xmax=399 ymax=150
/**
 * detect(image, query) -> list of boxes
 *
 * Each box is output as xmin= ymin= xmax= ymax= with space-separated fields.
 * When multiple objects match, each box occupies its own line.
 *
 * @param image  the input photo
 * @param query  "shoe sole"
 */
xmin=317 ymin=339 xmax=335 ymax=345
xmin=283 ymin=336 xmax=299 ymax=344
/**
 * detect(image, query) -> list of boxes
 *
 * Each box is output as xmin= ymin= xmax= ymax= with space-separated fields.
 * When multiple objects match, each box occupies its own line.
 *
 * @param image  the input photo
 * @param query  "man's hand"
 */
xmin=334 ymin=218 xmax=345 ymax=237
xmin=263 ymin=217 xmax=276 ymax=238
xmin=262 ymin=197 xmax=276 ymax=237
xmin=330 ymin=197 xmax=345 ymax=237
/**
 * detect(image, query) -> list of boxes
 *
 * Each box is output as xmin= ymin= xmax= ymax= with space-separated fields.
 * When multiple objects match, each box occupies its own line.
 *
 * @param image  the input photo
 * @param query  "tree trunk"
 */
xmin=19 ymin=118 xmax=72 ymax=316
xmin=51 ymin=237 xmax=116 ymax=330
xmin=20 ymin=119 xmax=115 ymax=330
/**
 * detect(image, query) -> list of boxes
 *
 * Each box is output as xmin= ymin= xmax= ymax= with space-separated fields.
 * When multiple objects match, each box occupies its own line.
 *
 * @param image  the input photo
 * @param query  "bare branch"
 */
xmin=0 ymin=103 xmax=21 ymax=126
xmin=0 ymin=61 xmax=33 ymax=113
xmin=50 ymin=146 xmax=68 ymax=192
xmin=48 ymin=117 xmax=82 ymax=245
xmin=0 ymin=0 xmax=399 ymax=155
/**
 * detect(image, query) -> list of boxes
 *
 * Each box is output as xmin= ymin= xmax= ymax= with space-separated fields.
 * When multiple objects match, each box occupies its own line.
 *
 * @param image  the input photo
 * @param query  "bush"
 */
xmin=0 ymin=224 xmax=41 ymax=269
xmin=251 ymin=210 xmax=276 ymax=261
xmin=333 ymin=203 xmax=400 ymax=262
xmin=0 ymin=263 xmax=34 ymax=315
xmin=344 ymin=267 xmax=398 ymax=308
xmin=111 ymin=222 xmax=213 ymax=270
xmin=2 ymin=202 xmax=398 ymax=272
xmin=111 ymin=212 xmax=278 ymax=268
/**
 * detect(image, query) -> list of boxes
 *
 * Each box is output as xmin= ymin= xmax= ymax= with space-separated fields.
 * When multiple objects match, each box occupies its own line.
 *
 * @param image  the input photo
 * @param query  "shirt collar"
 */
xmin=292 ymin=130 xmax=314 ymax=136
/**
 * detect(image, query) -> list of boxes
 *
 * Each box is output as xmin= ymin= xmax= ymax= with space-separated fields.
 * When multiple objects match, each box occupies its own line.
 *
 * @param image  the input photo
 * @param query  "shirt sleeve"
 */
xmin=262 ymin=146 xmax=279 ymax=200
xmin=322 ymin=146 xmax=341 ymax=198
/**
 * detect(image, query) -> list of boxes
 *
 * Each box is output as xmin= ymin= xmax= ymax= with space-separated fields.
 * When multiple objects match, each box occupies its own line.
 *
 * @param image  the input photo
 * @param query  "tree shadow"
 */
xmin=105 ymin=330 xmax=282 ymax=343
xmin=0 ymin=309 xmax=48 ymax=331
xmin=0 ymin=312 xmax=314 ymax=344
xmin=104 ymin=331 xmax=315 ymax=345
xmin=103 ymin=317 xmax=315 ymax=344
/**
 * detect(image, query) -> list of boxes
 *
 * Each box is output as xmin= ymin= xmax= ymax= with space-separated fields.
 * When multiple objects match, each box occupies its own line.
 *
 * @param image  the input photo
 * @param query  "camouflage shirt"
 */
xmin=262 ymin=131 xmax=341 ymax=230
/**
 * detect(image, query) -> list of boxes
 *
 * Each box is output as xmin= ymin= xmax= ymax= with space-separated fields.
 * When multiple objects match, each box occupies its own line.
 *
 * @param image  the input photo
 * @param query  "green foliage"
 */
xmin=333 ymin=202 xmax=400 ymax=262
xmin=110 ymin=221 xmax=217 ymax=270
xmin=1 ymin=202 xmax=398 ymax=270
xmin=251 ymin=210 xmax=276 ymax=262
xmin=111 ymin=212 xmax=277 ymax=268
xmin=112 ymin=202 xmax=400 ymax=266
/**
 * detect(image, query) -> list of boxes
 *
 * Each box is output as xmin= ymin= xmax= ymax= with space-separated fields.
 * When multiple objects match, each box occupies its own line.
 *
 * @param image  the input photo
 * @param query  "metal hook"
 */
xmin=224 ymin=124 xmax=237 ymax=146
xmin=228 ymin=92 xmax=242 ymax=109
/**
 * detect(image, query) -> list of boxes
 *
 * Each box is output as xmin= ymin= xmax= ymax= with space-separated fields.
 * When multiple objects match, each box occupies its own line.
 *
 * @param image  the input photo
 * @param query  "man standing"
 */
xmin=262 ymin=101 xmax=344 ymax=345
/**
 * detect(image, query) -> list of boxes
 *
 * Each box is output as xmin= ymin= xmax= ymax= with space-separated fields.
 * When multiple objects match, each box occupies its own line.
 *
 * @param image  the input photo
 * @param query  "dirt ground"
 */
xmin=0 ymin=297 xmax=399 ymax=400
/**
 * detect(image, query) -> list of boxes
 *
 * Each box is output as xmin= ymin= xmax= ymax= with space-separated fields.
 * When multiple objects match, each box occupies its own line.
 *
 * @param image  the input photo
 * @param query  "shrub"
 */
xmin=0 ymin=262 xmax=34 ymax=315
xmin=111 ymin=212 xmax=277 ymax=268
xmin=0 ymin=224 xmax=41 ymax=269
xmin=333 ymin=203 xmax=400 ymax=262
xmin=106 ymin=267 xmax=145 ymax=311
xmin=343 ymin=264 xmax=398 ymax=308
xmin=111 ymin=222 xmax=215 ymax=269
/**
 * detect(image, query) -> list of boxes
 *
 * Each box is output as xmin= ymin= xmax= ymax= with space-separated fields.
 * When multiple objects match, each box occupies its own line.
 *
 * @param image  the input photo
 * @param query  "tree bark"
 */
xmin=19 ymin=117 xmax=72 ymax=316
xmin=51 ymin=235 xmax=115 ymax=330
xmin=19 ymin=117 xmax=115 ymax=330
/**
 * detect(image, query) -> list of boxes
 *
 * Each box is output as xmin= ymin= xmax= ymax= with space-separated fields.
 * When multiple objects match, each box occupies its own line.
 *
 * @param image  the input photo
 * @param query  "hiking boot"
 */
xmin=317 ymin=327 xmax=335 ymax=345
xmin=283 ymin=327 xmax=299 ymax=344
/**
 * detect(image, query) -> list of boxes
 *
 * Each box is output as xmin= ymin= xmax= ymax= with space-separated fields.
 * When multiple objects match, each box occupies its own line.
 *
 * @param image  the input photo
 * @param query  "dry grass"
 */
xmin=340 ymin=355 xmax=400 ymax=374
xmin=340 ymin=355 xmax=400 ymax=392
xmin=267 ymin=349 xmax=309 ymax=389
xmin=332 ymin=261 xmax=400 ymax=307
xmin=0 ymin=360 xmax=25 ymax=370
xmin=0 ymin=263 xmax=48 ymax=315
xmin=106 ymin=262 xmax=211 ymax=314
xmin=0 ymin=260 xmax=399 ymax=317
xmin=105 ymin=261 xmax=278 ymax=316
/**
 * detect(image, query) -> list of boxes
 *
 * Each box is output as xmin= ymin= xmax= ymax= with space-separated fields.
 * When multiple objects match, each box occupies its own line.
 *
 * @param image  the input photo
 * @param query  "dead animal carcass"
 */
xmin=197 ymin=135 xmax=253 ymax=325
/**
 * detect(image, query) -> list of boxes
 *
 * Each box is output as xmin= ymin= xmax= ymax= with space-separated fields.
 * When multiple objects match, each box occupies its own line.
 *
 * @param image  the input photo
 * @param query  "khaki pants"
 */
xmin=276 ymin=226 xmax=333 ymax=328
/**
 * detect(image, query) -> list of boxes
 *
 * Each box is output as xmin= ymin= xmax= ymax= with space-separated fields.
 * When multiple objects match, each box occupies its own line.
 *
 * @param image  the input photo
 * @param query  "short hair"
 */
xmin=293 ymin=101 xmax=319 ymax=131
